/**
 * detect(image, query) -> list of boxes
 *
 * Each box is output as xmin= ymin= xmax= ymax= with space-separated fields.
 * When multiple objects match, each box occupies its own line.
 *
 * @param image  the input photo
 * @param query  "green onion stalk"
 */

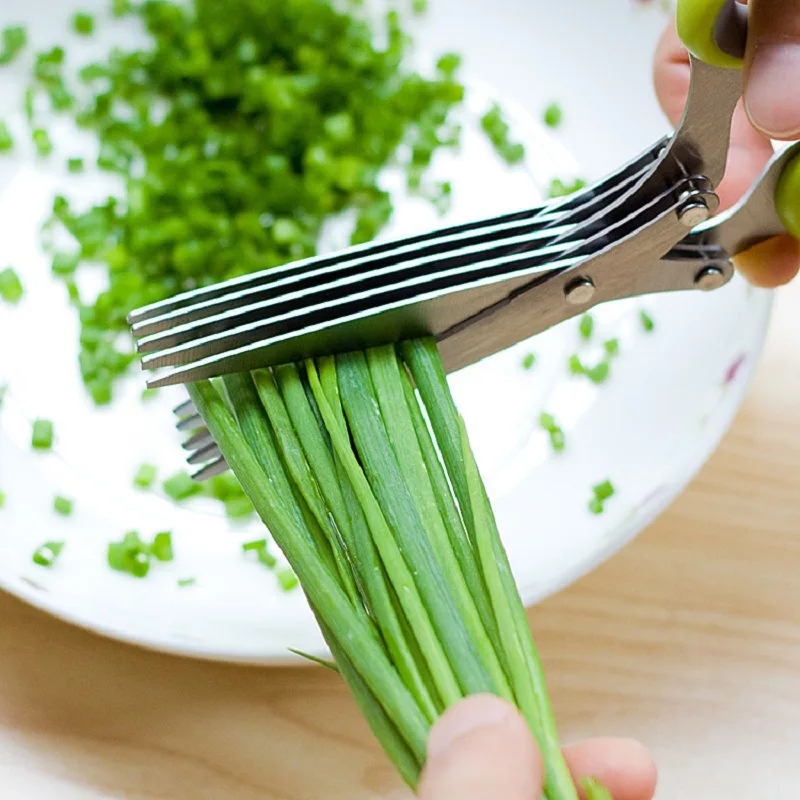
xmin=188 ymin=337 xmax=605 ymax=799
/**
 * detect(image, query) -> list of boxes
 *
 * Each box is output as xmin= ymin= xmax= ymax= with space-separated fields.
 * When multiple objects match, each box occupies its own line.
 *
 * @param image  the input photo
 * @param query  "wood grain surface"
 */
xmin=2 ymin=283 xmax=799 ymax=800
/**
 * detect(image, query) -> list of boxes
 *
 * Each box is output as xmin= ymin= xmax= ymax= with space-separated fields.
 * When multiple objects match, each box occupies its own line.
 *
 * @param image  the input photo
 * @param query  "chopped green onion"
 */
xmin=108 ymin=531 xmax=152 ymax=577
xmin=0 ymin=121 xmax=13 ymax=153
xmin=133 ymin=463 xmax=158 ymax=489
xmin=539 ymin=411 xmax=558 ymax=432
xmin=177 ymin=577 xmax=196 ymax=587
xmin=72 ymin=12 xmax=95 ymax=35
xmin=0 ymin=491 xmax=6 ymax=509
xmin=151 ymin=531 xmax=174 ymax=562
xmin=225 ymin=495 xmax=255 ymax=519
xmin=51 ymin=252 xmax=80 ymax=277
xmin=31 ymin=419 xmax=54 ymax=450
xmin=588 ymin=497 xmax=604 ymax=515
xmin=276 ymin=567 xmax=299 ymax=592
xmin=543 ymin=102 xmax=562 ymax=128
xmin=111 ymin=0 xmax=133 ymax=17
xmin=0 ymin=25 xmax=27 ymax=65
xmin=592 ymin=480 xmax=615 ymax=501
xmin=242 ymin=539 xmax=268 ymax=553
xmin=585 ymin=361 xmax=610 ymax=385
xmin=603 ymin=338 xmax=620 ymax=357
xmin=640 ymin=310 xmax=655 ymax=332
xmin=162 ymin=471 xmax=202 ymax=501
xmin=578 ymin=313 xmax=594 ymax=341
xmin=33 ymin=541 xmax=65 ymax=567
xmin=140 ymin=388 xmax=159 ymax=402
xmin=548 ymin=177 xmax=586 ymax=198
xmin=0 ymin=267 xmax=23 ymax=304
xmin=67 ymin=157 xmax=84 ymax=173
xmin=481 ymin=103 xmax=525 ymax=165
xmin=539 ymin=412 xmax=565 ymax=453
xmin=53 ymin=495 xmax=74 ymax=516
xmin=568 ymin=354 xmax=585 ymax=376
xmin=521 ymin=352 xmax=536 ymax=370
xmin=32 ymin=128 xmax=53 ymax=157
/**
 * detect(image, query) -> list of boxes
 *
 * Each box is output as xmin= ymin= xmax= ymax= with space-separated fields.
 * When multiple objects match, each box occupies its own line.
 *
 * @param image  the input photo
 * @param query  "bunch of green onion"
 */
xmin=189 ymin=337 xmax=607 ymax=799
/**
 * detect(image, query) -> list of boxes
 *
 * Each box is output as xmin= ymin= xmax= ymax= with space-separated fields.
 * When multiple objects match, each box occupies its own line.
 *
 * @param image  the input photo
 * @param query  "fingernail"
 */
xmin=746 ymin=43 xmax=800 ymax=138
xmin=427 ymin=695 xmax=516 ymax=760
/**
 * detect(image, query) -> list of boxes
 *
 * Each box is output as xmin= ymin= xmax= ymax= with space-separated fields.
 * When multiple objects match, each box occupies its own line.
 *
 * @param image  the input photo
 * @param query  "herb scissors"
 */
xmin=128 ymin=0 xmax=800 ymax=388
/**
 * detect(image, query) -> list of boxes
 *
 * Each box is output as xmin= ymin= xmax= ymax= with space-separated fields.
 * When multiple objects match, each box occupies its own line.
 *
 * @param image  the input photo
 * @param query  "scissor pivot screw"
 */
xmin=564 ymin=277 xmax=595 ymax=305
xmin=677 ymin=196 xmax=711 ymax=228
xmin=694 ymin=265 xmax=726 ymax=291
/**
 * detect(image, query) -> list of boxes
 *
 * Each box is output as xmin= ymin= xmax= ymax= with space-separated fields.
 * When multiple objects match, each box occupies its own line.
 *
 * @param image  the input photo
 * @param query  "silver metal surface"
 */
xmin=130 ymin=42 xmax=797 ymax=388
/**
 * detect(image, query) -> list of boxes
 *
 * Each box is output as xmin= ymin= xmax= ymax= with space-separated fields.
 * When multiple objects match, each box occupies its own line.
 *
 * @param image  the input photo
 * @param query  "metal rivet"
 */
xmin=678 ymin=197 xmax=711 ymax=228
xmin=564 ymin=277 xmax=595 ymax=305
xmin=694 ymin=265 xmax=726 ymax=291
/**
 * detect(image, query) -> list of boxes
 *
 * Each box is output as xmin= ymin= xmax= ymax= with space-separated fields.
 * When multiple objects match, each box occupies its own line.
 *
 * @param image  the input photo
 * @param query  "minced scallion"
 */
xmin=108 ymin=530 xmax=174 ymax=576
xmin=53 ymin=495 xmax=74 ymax=516
xmin=133 ymin=463 xmax=158 ymax=489
xmin=162 ymin=470 xmax=203 ymax=502
xmin=0 ymin=25 xmax=26 ymax=65
xmin=0 ymin=491 xmax=6 ymax=509
xmin=640 ymin=310 xmax=655 ymax=332
xmin=0 ymin=267 xmax=23 ymax=304
xmin=521 ymin=352 xmax=536 ymax=370
xmin=72 ymin=12 xmax=95 ymax=36
xmin=67 ymin=157 xmax=84 ymax=173
xmin=32 ymin=128 xmax=53 ymax=157
xmin=543 ymin=102 xmax=563 ymax=128
xmin=185 ymin=338 xmax=592 ymax=797
xmin=578 ymin=313 xmax=594 ymax=341
xmin=0 ymin=121 xmax=13 ymax=152
xmin=549 ymin=177 xmax=586 ymax=198
xmin=33 ymin=541 xmax=65 ymax=567
xmin=177 ymin=577 xmax=196 ymax=588
xmin=604 ymin=338 xmax=620 ymax=357
xmin=481 ymin=103 xmax=526 ymax=164
xmin=31 ymin=418 xmax=54 ymax=450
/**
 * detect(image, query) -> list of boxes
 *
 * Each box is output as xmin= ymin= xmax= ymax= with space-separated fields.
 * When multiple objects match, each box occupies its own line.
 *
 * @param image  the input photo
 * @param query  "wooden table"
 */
xmin=2 ymin=282 xmax=799 ymax=800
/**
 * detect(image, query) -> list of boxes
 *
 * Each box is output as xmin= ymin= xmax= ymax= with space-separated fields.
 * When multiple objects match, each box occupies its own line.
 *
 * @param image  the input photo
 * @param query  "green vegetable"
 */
xmin=225 ymin=495 xmax=255 ymax=519
xmin=186 ymin=340 xmax=587 ymax=797
xmin=32 ymin=128 xmax=53 ymax=157
xmin=603 ymin=338 xmax=620 ymax=357
xmin=568 ymin=354 xmax=585 ymax=375
xmin=549 ymin=177 xmax=586 ymax=198
xmin=177 ymin=577 xmax=196 ymax=587
xmin=0 ymin=121 xmax=13 ymax=152
xmin=0 ymin=491 xmax=6 ymax=509
xmin=133 ymin=463 xmax=158 ymax=489
xmin=578 ymin=313 xmax=594 ymax=341
xmin=53 ymin=495 xmax=74 ymax=516
xmin=640 ymin=310 xmax=655 ymax=332
xmin=0 ymin=25 xmax=27 ymax=65
xmin=0 ymin=267 xmax=23 ymax=304
xmin=481 ymin=103 xmax=525 ymax=164
xmin=162 ymin=470 xmax=203 ymax=501
xmin=538 ymin=412 xmax=565 ymax=454
xmin=31 ymin=419 xmax=54 ymax=450
xmin=72 ymin=12 xmax=95 ymax=35
xmin=37 ymin=0 xmax=471 ymax=402
xmin=585 ymin=361 xmax=610 ymax=385
xmin=33 ymin=541 xmax=65 ymax=567
xmin=67 ymin=157 xmax=84 ymax=173
xmin=543 ymin=102 xmax=562 ymax=128
xmin=592 ymin=480 xmax=615 ymax=501
xmin=52 ymin=252 xmax=80 ymax=277
xmin=277 ymin=567 xmax=299 ymax=592
xmin=521 ymin=352 xmax=536 ymax=370
xmin=151 ymin=531 xmax=174 ymax=562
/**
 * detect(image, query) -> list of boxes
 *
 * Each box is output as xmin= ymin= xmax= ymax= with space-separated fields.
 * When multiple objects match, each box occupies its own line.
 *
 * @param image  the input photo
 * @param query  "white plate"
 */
xmin=0 ymin=0 xmax=772 ymax=664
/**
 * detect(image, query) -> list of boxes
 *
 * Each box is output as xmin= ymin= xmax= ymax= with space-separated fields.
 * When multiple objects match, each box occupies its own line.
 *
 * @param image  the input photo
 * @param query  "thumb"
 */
xmin=417 ymin=695 xmax=543 ymax=800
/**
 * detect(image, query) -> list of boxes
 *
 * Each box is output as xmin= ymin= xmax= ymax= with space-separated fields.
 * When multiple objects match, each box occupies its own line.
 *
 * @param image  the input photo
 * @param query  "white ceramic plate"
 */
xmin=0 ymin=0 xmax=772 ymax=664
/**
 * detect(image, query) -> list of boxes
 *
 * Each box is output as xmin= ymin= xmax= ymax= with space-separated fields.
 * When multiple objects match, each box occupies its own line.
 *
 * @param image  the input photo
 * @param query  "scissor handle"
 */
xmin=676 ymin=0 xmax=747 ymax=69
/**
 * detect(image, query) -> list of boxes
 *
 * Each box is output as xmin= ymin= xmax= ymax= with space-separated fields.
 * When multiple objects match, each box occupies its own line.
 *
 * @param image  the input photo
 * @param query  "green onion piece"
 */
xmin=72 ymin=12 xmax=95 ymax=35
xmin=31 ymin=419 xmax=54 ymax=450
xmin=578 ymin=313 xmax=594 ymax=341
xmin=640 ymin=310 xmax=655 ymax=332
xmin=133 ymin=463 xmax=158 ymax=489
xmin=242 ymin=538 xmax=268 ymax=553
xmin=585 ymin=362 xmax=610 ymax=384
xmin=538 ymin=412 xmax=558 ymax=432
xmin=33 ymin=541 xmax=65 ymax=567
xmin=67 ymin=157 xmax=84 ymax=173
xmin=53 ymin=495 xmax=73 ymax=516
xmin=603 ymin=338 xmax=620 ymax=357
xmin=225 ymin=495 xmax=255 ymax=519
xmin=177 ymin=577 xmax=196 ymax=587
xmin=588 ymin=497 xmax=605 ymax=515
xmin=549 ymin=429 xmax=566 ymax=453
xmin=258 ymin=547 xmax=278 ymax=569
xmin=108 ymin=530 xmax=152 ymax=577
xmin=150 ymin=531 xmax=173 ymax=562
xmin=51 ymin=252 xmax=80 ymax=277
xmin=548 ymin=177 xmax=586 ymax=198
xmin=568 ymin=354 xmax=585 ymax=375
xmin=0 ymin=491 xmax=6 ymax=509
xmin=0 ymin=121 xmax=13 ymax=152
xmin=543 ymin=102 xmax=563 ymax=128
xmin=32 ymin=128 xmax=53 ymax=157
xmin=140 ymin=388 xmax=159 ymax=402
xmin=480 ymin=103 xmax=525 ymax=165
xmin=162 ymin=471 xmax=203 ymax=501
xmin=130 ymin=550 xmax=150 ymax=577
xmin=0 ymin=267 xmax=24 ymax=304
xmin=0 ymin=25 xmax=27 ymax=65
xmin=521 ymin=352 xmax=536 ymax=370
xmin=276 ymin=567 xmax=299 ymax=592
xmin=592 ymin=480 xmax=615 ymax=501
xmin=111 ymin=0 xmax=132 ymax=17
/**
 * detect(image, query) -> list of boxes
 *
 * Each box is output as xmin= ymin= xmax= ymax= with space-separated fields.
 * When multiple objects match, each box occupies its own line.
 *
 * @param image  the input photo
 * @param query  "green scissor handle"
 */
xmin=677 ymin=0 xmax=800 ymax=239
xmin=676 ymin=0 xmax=746 ymax=69
xmin=777 ymin=154 xmax=800 ymax=241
